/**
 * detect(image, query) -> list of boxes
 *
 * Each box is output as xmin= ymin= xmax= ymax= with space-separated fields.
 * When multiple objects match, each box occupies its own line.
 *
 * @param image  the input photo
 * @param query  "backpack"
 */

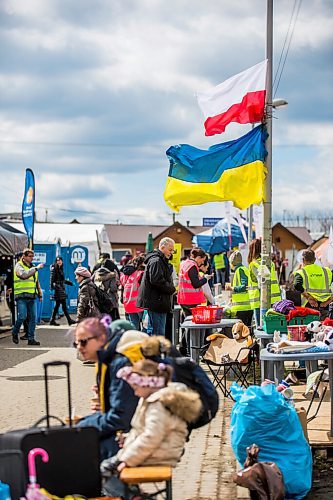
xmin=170 ymin=357 xmax=219 ymax=430
xmin=94 ymin=284 xmax=113 ymax=313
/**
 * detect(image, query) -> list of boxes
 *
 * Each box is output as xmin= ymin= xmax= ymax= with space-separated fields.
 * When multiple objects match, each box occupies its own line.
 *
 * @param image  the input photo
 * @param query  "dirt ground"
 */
xmin=307 ymin=451 xmax=333 ymax=499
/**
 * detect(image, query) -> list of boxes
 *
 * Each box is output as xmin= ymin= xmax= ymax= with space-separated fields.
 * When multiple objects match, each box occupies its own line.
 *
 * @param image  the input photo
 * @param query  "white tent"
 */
xmin=10 ymin=223 xmax=112 ymax=268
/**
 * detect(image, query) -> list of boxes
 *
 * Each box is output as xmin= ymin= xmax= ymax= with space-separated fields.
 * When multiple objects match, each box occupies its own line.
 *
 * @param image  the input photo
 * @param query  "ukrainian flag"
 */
xmin=164 ymin=124 xmax=267 ymax=212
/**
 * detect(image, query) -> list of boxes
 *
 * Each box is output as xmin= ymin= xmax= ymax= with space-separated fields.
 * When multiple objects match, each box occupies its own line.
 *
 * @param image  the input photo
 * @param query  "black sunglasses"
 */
xmin=73 ymin=336 xmax=97 ymax=348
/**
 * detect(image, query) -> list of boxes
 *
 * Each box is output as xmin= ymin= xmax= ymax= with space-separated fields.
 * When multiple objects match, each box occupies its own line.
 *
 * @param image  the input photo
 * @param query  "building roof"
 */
xmin=105 ymin=225 xmax=169 ymax=244
xmin=285 ymin=226 xmax=313 ymax=246
xmin=188 ymin=225 xmax=207 ymax=235
xmin=105 ymin=223 xmax=207 ymax=245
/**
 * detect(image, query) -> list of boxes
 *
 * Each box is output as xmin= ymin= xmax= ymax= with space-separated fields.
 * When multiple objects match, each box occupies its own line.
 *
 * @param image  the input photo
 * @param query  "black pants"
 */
xmin=110 ymin=308 xmax=120 ymax=321
xmin=236 ymin=310 xmax=253 ymax=328
xmin=179 ymin=304 xmax=199 ymax=356
xmin=51 ymin=299 xmax=72 ymax=323
xmin=304 ymin=301 xmax=330 ymax=321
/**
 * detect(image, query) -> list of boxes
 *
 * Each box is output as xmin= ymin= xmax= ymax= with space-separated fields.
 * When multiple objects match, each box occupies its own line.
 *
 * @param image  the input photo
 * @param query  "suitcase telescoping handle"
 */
xmin=43 ymin=361 xmax=73 ymax=429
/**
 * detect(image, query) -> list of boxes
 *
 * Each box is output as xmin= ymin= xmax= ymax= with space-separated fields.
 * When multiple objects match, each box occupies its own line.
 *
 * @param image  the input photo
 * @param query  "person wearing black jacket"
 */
xmin=93 ymin=253 xmax=120 ymax=278
xmin=50 ymin=256 xmax=75 ymax=326
xmin=137 ymin=238 xmax=176 ymax=336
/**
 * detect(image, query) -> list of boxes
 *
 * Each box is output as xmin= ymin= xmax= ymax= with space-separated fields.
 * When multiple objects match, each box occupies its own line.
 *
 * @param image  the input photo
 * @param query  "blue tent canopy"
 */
xmin=192 ymin=218 xmax=247 ymax=254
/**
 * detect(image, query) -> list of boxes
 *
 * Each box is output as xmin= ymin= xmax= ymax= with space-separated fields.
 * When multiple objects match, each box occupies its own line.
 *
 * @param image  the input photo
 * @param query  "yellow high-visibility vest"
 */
xmin=14 ymin=260 xmax=38 ymax=297
xmin=213 ymin=254 xmax=225 ymax=270
xmin=248 ymin=258 xmax=281 ymax=310
xmin=295 ymin=264 xmax=332 ymax=302
xmin=231 ymin=265 xmax=251 ymax=312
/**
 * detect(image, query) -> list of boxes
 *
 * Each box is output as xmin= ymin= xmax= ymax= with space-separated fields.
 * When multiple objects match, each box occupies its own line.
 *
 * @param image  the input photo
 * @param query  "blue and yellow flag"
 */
xmin=164 ymin=124 xmax=267 ymax=212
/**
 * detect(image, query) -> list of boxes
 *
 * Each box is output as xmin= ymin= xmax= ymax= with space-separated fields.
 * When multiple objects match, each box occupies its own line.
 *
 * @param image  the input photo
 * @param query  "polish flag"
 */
xmin=197 ymin=60 xmax=267 ymax=136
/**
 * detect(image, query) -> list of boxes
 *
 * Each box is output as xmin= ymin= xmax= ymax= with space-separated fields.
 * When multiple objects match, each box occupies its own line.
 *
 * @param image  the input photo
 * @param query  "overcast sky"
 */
xmin=1 ymin=0 xmax=332 ymax=226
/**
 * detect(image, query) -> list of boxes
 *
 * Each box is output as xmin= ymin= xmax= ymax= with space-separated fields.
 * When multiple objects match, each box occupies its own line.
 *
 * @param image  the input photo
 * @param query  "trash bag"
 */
xmin=230 ymin=383 xmax=312 ymax=499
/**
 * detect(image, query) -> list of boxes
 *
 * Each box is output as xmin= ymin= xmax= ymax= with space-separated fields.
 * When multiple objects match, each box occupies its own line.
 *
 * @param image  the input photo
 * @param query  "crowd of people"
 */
xmin=11 ymin=238 xmax=333 ymax=347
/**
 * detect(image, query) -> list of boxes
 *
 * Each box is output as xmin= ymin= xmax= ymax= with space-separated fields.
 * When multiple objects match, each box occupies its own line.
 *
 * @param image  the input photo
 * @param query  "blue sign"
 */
xmin=22 ymin=168 xmax=35 ymax=248
xmin=202 ymin=217 xmax=223 ymax=227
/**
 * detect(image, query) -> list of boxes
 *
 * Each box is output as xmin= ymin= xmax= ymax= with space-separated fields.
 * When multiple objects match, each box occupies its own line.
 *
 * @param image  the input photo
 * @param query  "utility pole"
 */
xmin=260 ymin=0 xmax=273 ymax=324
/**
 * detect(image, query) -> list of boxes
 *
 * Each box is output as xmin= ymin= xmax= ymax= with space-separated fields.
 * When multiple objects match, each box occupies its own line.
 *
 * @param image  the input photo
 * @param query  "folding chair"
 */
xmin=306 ymin=363 xmax=329 ymax=423
xmin=200 ymin=335 xmax=257 ymax=399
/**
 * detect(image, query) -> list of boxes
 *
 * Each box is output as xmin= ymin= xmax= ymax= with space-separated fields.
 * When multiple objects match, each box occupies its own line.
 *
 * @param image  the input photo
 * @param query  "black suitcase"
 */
xmin=0 ymin=450 xmax=27 ymax=500
xmin=0 ymin=361 xmax=101 ymax=497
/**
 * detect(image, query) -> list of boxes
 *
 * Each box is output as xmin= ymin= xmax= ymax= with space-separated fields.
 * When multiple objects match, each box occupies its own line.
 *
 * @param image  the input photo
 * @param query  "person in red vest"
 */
xmin=120 ymin=254 xmax=145 ymax=330
xmin=177 ymin=247 xmax=213 ymax=317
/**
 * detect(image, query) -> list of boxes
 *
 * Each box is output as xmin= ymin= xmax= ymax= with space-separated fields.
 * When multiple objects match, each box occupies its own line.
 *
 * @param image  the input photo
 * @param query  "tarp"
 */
xmin=313 ymin=237 xmax=332 ymax=268
xmin=192 ymin=217 xmax=247 ymax=253
xmin=0 ymin=221 xmax=28 ymax=255
xmin=10 ymin=223 xmax=112 ymax=268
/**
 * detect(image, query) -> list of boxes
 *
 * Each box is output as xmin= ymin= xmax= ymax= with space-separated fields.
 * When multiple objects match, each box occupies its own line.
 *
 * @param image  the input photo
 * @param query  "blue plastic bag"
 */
xmin=230 ymin=383 xmax=312 ymax=499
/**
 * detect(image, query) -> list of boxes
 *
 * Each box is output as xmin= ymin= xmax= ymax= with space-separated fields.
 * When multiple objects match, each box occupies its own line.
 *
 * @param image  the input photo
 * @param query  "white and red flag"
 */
xmin=197 ymin=60 xmax=267 ymax=136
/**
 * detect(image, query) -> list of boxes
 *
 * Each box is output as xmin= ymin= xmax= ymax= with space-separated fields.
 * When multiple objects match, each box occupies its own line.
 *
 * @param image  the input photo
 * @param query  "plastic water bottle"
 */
xmin=0 ymin=481 xmax=11 ymax=500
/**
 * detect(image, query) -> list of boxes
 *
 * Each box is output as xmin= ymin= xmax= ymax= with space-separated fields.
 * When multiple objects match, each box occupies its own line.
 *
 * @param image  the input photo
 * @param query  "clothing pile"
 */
xmin=285 ymin=306 xmax=320 ymax=322
xmin=265 ymin=301 xmax=320 ymax=321
xmin=267 ymin=340 xmax=329 ymax=355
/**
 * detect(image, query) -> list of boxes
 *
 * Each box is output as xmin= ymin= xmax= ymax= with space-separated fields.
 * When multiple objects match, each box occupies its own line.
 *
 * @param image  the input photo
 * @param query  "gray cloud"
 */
xmin=0 ymin=0 xmax=332 ymax=224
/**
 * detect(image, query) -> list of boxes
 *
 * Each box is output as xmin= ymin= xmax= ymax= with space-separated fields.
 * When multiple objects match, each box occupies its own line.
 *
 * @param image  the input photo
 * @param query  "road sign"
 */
xmin=202 ymin=217 xmax=223 ymax=227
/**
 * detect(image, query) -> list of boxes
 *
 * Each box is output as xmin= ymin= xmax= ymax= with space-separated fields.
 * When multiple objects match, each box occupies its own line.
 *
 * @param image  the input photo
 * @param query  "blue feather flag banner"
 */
xmin=22 ymin=168 xmax=35 ymax=249
xmin=164 ymin=124 xmax=268 ymax=212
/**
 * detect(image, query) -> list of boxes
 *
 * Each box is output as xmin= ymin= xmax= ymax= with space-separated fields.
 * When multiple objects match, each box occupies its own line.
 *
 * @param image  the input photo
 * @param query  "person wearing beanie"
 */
xmin=226 ymin=251 xmax=253 ymax=327
xmin=75 ymin=266 xmax=100 ymax=322
xmin=74 ymin=317 xmax=147 ymax=461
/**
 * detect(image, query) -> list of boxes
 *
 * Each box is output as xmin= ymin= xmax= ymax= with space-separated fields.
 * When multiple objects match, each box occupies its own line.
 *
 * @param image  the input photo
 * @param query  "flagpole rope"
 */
xmin=273 ymin=0 xmax=303 ymax=97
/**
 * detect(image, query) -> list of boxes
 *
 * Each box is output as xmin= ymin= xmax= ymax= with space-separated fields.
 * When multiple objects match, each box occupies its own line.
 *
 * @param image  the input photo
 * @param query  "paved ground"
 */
xmin=0 ymin=321 xmax=246 ymax=499
xmin=0 ymin=321 xmax=330 ymax=498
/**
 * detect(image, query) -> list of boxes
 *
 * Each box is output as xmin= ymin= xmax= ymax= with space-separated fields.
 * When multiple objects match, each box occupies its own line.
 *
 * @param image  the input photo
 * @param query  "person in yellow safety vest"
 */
xmin=213 ymin=252 xmax=227 ymax=289
xmin=294 ymin=249 xmax=333 ymax=320
xmin=247 ymin=238 xmax=282 ymax=327
xmin=12 ymin=248 xmax=44 ymax=345
xmin=225 ymin=251 xmax=253 ymax=327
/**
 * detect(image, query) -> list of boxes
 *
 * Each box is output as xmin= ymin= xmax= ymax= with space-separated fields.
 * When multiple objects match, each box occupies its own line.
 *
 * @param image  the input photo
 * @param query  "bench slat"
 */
xmin=120 ymin=465 xmax=172 ymax=484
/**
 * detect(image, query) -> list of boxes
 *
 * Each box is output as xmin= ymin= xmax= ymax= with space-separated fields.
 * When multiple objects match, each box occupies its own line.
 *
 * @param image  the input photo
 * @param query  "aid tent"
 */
xmin=192 ymin=217 xmax=247 ymax=254
xmin=0 ymin=221 xmax=28 ymax=255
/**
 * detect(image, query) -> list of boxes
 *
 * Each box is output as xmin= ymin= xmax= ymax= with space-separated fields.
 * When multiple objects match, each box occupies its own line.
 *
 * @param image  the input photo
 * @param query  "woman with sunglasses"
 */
xmin=49 ymin=256 xmax=75 ymax=326
xmin=74 ymin=317 xmax=148 ymax=461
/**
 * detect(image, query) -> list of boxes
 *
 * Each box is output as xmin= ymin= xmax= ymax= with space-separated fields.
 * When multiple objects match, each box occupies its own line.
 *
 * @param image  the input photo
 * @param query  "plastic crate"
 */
xmin=288 ymin=314 xmax=320 ymax=326
xmin=192 ymin=305 xmax=224 ymax=324
xmin=263 ymin=315 xmax=287 ymax=334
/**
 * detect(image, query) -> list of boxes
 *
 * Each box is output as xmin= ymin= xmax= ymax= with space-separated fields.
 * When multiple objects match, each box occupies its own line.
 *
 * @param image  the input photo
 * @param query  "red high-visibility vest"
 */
xmin=120 ymin=270 xmax=144 ymax=313
xmin=177 ymin=259 xmax=206 ymax=305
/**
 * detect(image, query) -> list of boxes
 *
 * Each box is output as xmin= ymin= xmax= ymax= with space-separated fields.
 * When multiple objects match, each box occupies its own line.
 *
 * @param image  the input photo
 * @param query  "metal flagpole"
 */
xmin=260 ymin=0 xmax=273 ymax=324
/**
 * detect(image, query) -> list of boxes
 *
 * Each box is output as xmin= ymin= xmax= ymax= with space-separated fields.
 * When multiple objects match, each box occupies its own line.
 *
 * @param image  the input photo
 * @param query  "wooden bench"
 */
xmin=120 ymin=465 xmax=173 ymax=499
